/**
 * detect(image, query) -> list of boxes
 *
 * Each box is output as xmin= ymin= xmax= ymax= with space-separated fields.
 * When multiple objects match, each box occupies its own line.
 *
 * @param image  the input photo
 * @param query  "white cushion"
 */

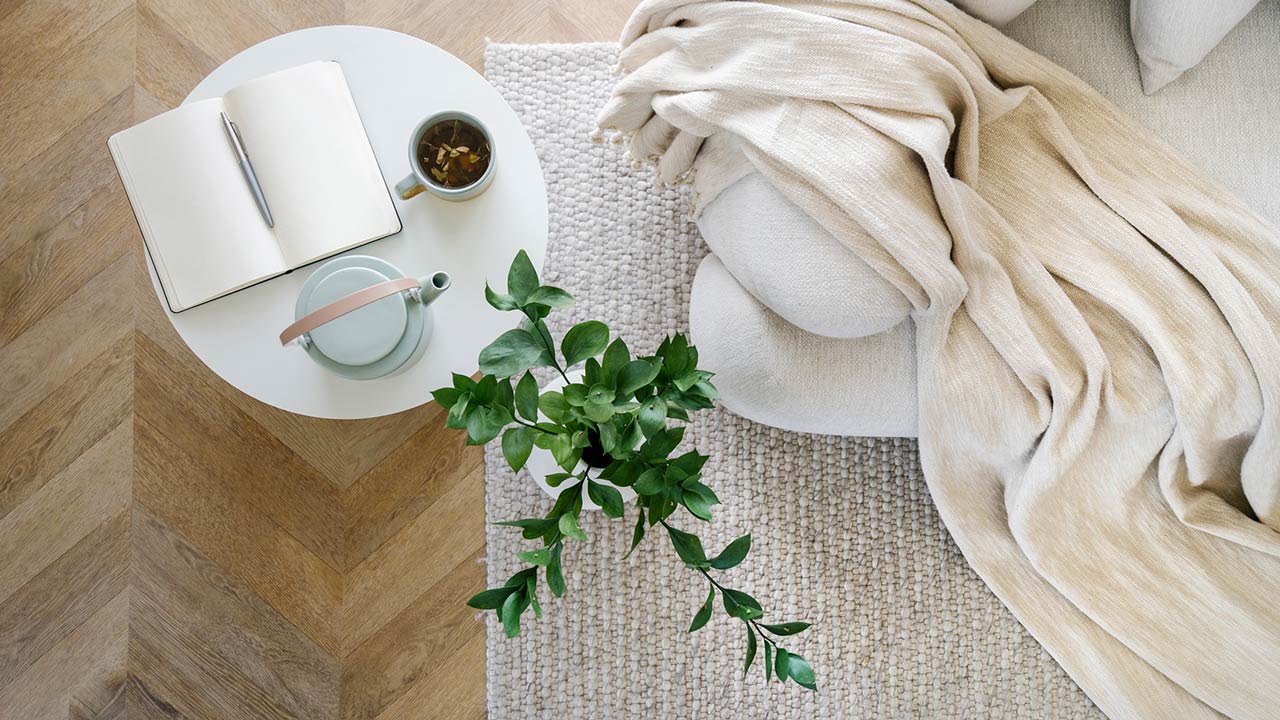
xmin=698 ymin=173 xmax=912 ymax=339
xmin=1129 ymin=0 xmax=1263 ymax=94
xmin=689 ymin=254 xmax=919 ymax=438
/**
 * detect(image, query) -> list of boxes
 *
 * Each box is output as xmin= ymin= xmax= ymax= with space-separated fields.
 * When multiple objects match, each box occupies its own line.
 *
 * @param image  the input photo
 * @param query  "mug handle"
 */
xmin=395 ymin=173 xmax=427 ymax=200
xmin=280 ymin=277 xmax=420 ymax=347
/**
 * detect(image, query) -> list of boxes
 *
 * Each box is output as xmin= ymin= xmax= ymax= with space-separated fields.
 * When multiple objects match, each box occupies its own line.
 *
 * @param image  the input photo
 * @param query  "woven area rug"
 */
xmin=482 ymin=43 xmax=1101 ymax=719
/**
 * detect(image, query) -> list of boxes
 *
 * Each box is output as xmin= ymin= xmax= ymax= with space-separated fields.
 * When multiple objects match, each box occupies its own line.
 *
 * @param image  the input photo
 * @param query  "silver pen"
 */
xmin=220 ymin=112 xmax=274 ymax=228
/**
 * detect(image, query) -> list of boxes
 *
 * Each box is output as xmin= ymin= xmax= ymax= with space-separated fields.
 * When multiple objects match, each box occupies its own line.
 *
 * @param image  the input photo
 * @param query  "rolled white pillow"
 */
xmin=697 ymin=173 xmax=913 ymax=340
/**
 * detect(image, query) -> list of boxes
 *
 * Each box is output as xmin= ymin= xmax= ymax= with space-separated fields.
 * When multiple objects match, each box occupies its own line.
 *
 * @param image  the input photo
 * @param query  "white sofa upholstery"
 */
xmin=691 ymin=0 xmax=1280 ymax=438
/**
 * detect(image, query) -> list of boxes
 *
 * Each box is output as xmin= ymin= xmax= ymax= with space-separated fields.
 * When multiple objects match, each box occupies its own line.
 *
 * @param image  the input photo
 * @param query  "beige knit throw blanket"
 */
xmin=597 ymin=1 xmax=1280 ymax=718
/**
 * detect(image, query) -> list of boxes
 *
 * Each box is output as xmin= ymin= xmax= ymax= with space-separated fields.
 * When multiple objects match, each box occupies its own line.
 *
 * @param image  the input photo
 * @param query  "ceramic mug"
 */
xmin=279 ymin=256 xmax=450 ymax=380
xmin=394 ymin=110 xmax=496 ymax=202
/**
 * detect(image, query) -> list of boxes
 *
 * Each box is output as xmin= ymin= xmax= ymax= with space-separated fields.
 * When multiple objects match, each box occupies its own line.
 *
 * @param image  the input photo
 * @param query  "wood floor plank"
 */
xmin=0 ymin=77 xmax=132 ymax=180
xmin=341 ymin=548 xmax=485 ymax=720
xmin=0 ymin=253 xmax=133 ymax=434
xmin=0 ymin=335 xmax=130 ymax=522
xmin=342 ymin=415 xmax=480 ymax=570
xmin=132 ymin=503 xmax=340 ymax=720
xmin=142 ymin=0 xmax=284 ymax=71
xmin=69 ymin=682 xmax=127 ymax=720
xmin=130 ymin=579 xmax=309 ymax=720
xmin=134 ymin=1 xmax=219 ymax=108
xmin=0 ymin=419 xmax=130 ymax=605
xmin=0 ymin=182 xmax=135 ymax=347
xmin=0 ymin=0 xmax=133 ymax=81
xmin=135 ymin=333 xmax=344 ymax=568
xmin=374 ymin=633 xmax=488 ymax=720
xmin=341 ymin=462 xmax=486 ymax=653
xmin=0 ymin=86 xmax=133 ymax=265
xmin=126 ymin=676 xmax=190 ymax=720
xmin=134 ymin=416 xmax=343 ymax=656
xmin=0 ymin=589 xmax=127 ymax=720
xmin=0 ymin=510 xmax=128 ymax=690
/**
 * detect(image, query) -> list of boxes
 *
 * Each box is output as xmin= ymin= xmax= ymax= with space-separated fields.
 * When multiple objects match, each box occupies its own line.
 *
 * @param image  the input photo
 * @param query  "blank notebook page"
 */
xmin=224 ymin=62 xmax=401 ymax=268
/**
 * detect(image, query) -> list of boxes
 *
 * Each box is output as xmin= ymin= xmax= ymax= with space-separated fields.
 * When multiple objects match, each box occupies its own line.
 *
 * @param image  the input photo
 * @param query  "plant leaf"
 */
xmin=478 ymin=329 xmax=546 ymax=377
xmin=582 ymin=398 xmax=616 ymax=423
xmin=526 ymin=575 xmax=542 ymax=619
xmin=507 ymin=249 xmax=539 ymax=303
xmin=764 ymin=641 xmax=774 ymax=683
xmin=516 ymin=548 xmax=550 ymax=566
xmin=466 ymin=405 xmax=510 ymax=446
xmin=623 ymin=508 xmax=646 ymax=559
xmin=501 ymin=427 xmax=534 ymax=472
xmin=722 ymin=588 xmax=763 ymax=620
xmin=743 ymin=625 xmax=758 ymax=678
xmin=638 ymin=396 xmax=667 ymax=438
xmin=664 ymin=524 xmax=708 ymax=567
xmin=587 ymin=480 xmax=625 ymax=518
xmin=538 ymin=391 xmax=569 ymax=423
xmin=709 ymin=534 xmax=751 ymax=570
xmin=558 ymin=512 xmax=588 ymax=541
xmin=788 ymin=653 xmax=816 ymax=690
xmin=682 ymin=489 xmax=713 ymax=521
xmin=445 ymin=392 xmax=470 ymax=429
xmin=601 ymin=337 xmax=630 ymax=385
xmin=527 ymin=285 xmax=574 ymax=308
xmin=561 ymin=320 xmax=610 ymax=366
xmin=495 ymin=517 xmax=558 ymax=539
xmin=430 ymin=386 xmax=462 ymax=408
xmin=774 ymin=647 xmax=790 ymax=684
xmin=515 ymin=372 xmax=539 ymax=421
xmin=546 ymin=543 xmax=565 ymax=597
xmin=500 ymin=589 xmax=523 ymax=638
xmin=466 ymin=586 xmax=516 ymax=610
xmin=633 ymin=468 xmax=664 ymax=495
xmin=617 ymin=358 xmax=661 ymax=395
xmin=485 ymin=282 xmax=519 ymax=311
xmin=760 ymin=621 xmax=811 ymax=637
xmin=689 ymin=585 xmax=715 ymax=632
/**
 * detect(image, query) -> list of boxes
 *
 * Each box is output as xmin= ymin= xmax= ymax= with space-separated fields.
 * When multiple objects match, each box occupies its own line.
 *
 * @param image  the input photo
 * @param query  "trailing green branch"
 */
xmin=433 ymin=250 xmax=816 ymax=690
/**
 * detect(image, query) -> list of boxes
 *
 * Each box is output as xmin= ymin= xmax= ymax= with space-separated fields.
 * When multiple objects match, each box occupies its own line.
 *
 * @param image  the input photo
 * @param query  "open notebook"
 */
xmin=109 ymin=61 xmax=401 ymax=312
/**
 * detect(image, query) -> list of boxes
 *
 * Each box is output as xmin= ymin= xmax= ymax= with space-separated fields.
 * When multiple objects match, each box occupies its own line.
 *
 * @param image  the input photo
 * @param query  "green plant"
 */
xmin=430 ymin=250 xmax=816 ymax=690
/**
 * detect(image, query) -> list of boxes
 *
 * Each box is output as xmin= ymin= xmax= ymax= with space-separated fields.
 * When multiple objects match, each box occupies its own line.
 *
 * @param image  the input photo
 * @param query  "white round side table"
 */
xmin=151 ymin=25 xmax=549 ymax=419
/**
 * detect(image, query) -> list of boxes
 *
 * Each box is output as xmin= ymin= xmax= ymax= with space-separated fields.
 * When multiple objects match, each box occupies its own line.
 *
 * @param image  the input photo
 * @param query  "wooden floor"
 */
xmin=0 ymin=1 xmax=635 ymax=718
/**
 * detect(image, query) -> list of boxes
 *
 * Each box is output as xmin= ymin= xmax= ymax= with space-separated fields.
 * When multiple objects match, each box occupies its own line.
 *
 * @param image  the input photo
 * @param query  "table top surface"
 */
xmin=152 ymin=25 xmax=548 ymax=419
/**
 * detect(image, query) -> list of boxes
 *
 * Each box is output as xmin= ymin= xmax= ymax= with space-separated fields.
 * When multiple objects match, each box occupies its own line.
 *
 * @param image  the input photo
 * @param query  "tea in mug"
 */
xmin=415 ymin=118 xmax=491 ymax=189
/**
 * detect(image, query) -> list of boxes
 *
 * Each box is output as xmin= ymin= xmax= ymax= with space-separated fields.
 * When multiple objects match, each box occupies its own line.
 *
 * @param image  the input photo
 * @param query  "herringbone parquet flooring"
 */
xmin=0 ymin=1 xmax=636 ymax=717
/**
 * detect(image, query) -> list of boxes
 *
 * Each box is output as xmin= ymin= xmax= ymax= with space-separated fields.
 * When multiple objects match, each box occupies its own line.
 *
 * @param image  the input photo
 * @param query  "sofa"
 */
xmin=690 ymin=0 xmax=1280 ymax=438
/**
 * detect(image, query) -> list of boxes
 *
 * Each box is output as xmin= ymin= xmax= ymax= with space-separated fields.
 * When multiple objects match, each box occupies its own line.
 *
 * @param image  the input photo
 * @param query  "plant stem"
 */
xmin=657 ymin=518 xmax=785 ymax=651
xmin=522 ymin=308 xmax=571 ymax=384
xmin=511 ymin=415 xmax=558 ymax=435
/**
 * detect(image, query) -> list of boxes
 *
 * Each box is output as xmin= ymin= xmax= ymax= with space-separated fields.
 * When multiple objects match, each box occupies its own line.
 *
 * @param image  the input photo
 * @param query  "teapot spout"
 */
xmin=415 ymin=271 xmax=451 ymax=306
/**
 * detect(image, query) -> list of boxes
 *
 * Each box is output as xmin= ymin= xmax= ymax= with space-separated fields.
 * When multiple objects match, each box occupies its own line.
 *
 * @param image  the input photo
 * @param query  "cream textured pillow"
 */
xmin=1130 ymin=0 xmax=1263 ymax=93
xmin=951 ymin=0 xmax=1040 ymax=25
xmin=697 ymin=173 xmax=913 ymax=339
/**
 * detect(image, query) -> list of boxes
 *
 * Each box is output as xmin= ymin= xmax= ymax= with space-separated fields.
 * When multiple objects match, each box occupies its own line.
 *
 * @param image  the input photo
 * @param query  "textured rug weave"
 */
xmin=482 ymin=43 xmax=1100 ymax=719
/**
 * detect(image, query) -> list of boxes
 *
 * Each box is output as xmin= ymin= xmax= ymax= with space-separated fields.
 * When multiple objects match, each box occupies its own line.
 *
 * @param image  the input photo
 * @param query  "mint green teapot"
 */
xmin=280 ymin=255 xmax=450 ymax=380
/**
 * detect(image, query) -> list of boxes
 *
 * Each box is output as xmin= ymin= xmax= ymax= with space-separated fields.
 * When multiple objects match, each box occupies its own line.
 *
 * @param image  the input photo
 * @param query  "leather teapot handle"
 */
xmin=279 ymin=277 xmax=420 ymax=347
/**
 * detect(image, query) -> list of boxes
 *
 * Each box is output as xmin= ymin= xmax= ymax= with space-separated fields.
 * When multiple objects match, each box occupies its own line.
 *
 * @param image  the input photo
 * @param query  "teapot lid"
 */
xmin=304 ymin=266 xmax=407 ymax=366
xmin=292 ymin=255 xmax=429 ymax=381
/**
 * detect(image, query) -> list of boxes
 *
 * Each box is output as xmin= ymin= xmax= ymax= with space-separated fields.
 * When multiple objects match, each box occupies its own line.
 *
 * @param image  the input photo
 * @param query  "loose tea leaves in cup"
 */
xmin=415 ymin=118 xmax=491 ymax=189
